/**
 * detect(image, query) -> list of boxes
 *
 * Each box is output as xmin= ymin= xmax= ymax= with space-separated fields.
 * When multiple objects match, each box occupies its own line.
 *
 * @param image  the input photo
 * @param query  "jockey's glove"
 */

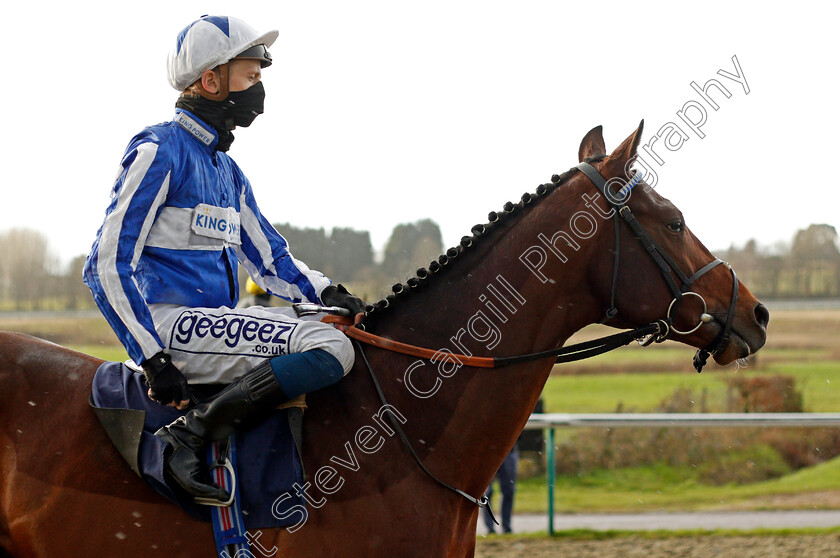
xmin=141 ymin=351 xmax=190 ymax=406
xmin=321 ymin=283 xmax=367 ymax=316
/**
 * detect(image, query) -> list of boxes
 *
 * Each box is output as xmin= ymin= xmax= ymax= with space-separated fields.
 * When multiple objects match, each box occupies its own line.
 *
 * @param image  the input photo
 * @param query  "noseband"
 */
xmin=575 ymin=161 xmax=740 ymax=372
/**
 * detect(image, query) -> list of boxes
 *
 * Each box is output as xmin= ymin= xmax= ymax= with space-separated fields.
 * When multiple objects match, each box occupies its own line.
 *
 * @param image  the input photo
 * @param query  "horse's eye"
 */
xmin=667 ymin=219 xmax=685 ymax=233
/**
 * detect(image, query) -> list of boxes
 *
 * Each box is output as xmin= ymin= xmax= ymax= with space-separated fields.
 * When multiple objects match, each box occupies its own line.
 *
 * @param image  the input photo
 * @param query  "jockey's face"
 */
xmin=228 ymin=59 xmax=262 ymax=92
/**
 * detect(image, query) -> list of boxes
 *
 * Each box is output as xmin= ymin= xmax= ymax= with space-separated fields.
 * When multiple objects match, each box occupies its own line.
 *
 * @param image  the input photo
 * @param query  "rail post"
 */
xmin=546 ymin=427 xmax=555 ymax=535
xmin=525 ymin=413 xmax=840 ymax=535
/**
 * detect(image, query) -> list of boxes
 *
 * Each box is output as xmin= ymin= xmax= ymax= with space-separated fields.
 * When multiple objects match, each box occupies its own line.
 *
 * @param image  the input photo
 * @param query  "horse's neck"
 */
xmin=371 ymin=195 xmax=603 ymax=357
xmin=357 ymin=193 xmax=605 ymax=494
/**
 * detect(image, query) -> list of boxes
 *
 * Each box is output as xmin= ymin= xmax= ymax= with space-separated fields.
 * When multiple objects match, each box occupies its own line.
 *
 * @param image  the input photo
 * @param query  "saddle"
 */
xmin=90 ymin=361 xmax=307 ymax=529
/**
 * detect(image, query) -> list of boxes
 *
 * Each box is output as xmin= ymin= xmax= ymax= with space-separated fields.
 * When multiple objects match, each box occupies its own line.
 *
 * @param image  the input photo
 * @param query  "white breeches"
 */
xmin=148 ymin=304 xmax=354 ymax=384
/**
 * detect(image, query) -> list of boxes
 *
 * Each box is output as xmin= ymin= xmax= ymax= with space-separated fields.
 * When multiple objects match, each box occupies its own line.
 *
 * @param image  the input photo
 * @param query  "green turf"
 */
xmin=542 ymin=370 xmax=727 ymax=413
xmin=511 ymin=451 xmax=840 ymax=514
xmin=542 ymin=361 xmax=840 ymax=413
xmin=66 ymin=344 xmax=129 ymax=363
xmin=522 ymin=349 xmax=840 ymax=513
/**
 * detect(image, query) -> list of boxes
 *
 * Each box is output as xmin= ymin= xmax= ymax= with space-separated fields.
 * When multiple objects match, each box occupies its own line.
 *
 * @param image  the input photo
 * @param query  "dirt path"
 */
xmin=480 ymin=509 xmax=840 ymax=533
xmin=475 ymin=534 xmax=840 ymax=558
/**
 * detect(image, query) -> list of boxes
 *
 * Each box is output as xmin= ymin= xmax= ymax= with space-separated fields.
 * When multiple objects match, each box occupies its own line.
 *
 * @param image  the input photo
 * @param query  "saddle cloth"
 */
xmin=90 ymin=361 xmax=306 ymax=528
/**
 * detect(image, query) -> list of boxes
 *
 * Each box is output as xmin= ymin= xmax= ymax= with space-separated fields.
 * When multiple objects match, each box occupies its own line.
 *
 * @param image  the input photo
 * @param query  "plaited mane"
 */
xmin=357 ymin=159 xmax=604 ymax=332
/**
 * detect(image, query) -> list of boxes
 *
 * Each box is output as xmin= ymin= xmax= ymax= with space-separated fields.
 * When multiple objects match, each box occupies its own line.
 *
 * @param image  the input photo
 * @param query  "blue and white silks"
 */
xmin=84 ymin=109 xmax=331 ymax=366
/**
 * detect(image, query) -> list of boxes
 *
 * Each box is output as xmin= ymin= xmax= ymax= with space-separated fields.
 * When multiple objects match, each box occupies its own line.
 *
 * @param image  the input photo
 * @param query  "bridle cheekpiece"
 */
xmin=575 ymin=161 xmax=740 ymax=372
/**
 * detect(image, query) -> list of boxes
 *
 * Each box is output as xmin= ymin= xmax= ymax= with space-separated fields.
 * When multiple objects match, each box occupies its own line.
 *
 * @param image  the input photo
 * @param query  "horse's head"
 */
xmin=574 ymin=121 xmax=768 ymax=367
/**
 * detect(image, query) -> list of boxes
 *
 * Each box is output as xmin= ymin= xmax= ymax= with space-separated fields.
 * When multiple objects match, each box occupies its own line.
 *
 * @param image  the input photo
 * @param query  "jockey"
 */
xmin=83 ymin=15 xmax=366 ymax=504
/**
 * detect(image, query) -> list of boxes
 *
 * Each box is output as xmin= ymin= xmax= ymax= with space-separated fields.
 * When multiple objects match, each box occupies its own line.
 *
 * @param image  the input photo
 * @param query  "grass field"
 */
xmin=512 ymin=306 xmax=840 ymax=513
xmin=540 ymin=306 xmax=840 ymax=414
xmin=2 ymin=305 xmax=839 ymax=514
xmin=514 ymin=456 xmax=840 ymax=514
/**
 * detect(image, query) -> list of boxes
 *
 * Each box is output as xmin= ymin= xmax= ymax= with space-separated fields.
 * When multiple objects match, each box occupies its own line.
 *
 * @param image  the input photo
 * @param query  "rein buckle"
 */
xmin=637 ymin=320 xmax=671 ymax=347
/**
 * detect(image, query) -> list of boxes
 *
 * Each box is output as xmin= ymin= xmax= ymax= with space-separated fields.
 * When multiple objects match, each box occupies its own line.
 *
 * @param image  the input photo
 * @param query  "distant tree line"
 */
xmin=1 ymin=222 xmax=836 ymax=311
xmin=0 ymin=219 xmax=445 ymax=311
xmin=0 ymin=229 xmax=91 ymax=311
xmin=719 ymin=224 xmax=840 ymax=299
xmin=269 ymin=219 xmax=444 ymax=301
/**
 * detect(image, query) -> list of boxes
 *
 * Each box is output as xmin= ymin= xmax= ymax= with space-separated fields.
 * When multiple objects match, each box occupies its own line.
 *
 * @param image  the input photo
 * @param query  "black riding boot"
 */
xmin=155 ymin=360 xmax=287 ymax=504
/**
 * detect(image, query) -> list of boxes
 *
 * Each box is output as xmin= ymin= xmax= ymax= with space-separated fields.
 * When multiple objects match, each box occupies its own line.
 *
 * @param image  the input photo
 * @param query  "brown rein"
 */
xmin=322 ymin=315 xmax=667 ymax=369
xmin=322 ymin=315 xmax=498 ymax=367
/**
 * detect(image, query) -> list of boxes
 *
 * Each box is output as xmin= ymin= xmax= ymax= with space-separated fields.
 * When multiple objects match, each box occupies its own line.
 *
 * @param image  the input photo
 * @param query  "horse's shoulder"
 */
xmin=0 ymin=331 xmax=102 ymax=383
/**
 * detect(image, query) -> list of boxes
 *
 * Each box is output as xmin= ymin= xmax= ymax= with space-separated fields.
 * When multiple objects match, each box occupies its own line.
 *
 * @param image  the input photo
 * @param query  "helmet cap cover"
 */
xmin=167 ymin=15 xmax=278 ymax=92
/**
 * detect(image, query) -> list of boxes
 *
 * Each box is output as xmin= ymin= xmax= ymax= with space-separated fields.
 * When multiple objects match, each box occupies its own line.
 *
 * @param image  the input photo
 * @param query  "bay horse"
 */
xmin=0 ymin=122 xmax=768 ymax=557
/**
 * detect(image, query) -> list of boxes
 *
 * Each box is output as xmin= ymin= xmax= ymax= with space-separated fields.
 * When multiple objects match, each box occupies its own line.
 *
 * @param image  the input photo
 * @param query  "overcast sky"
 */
xmin=3 ymin=1 xmax=837 ymax=269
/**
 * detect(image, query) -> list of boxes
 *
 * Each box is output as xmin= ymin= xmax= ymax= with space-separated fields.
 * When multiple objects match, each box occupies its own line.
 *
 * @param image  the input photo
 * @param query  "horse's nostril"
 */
xmin=754 ymin=303 xmax=770 ymax=328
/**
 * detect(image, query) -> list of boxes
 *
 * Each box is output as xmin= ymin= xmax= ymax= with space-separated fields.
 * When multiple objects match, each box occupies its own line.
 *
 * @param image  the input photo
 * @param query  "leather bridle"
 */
xmin=575 ymin=161 xmax=740 ymax=372
xmin=298 ymin=161 xmax=743 ymax=523
xmin=308 ymin=163 xmax=743 ymax=374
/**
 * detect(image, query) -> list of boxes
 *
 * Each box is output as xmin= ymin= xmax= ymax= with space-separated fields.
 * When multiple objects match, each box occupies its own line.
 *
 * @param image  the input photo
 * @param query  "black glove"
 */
xmin=141 ymin=351 xmax=190 ymax=406
xmin=321 ymin=284 xmax=367 ymax=316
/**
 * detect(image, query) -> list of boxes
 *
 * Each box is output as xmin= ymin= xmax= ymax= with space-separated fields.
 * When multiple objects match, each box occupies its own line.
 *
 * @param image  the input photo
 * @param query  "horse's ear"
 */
xmin=578 ymin=125 xmax=606 ymax=162
xmin=607 ymin=120 xmax=645 ymax=165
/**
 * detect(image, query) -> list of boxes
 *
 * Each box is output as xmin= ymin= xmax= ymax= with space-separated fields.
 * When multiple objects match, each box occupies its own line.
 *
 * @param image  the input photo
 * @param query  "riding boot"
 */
xmin=155 ymin=360 xmax=288 ymax=504
xmin=155 ymin=349 xmax=345 ymax=505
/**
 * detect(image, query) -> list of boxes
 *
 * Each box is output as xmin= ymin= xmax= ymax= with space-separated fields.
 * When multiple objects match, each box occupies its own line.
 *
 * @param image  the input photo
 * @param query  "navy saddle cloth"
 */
xmin=90 ymin=361 xmax=305 ymax=528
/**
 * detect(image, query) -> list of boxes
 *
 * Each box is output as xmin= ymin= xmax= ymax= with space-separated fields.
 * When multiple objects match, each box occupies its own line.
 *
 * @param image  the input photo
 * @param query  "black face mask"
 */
xmin=224 ymin=81 xmax=265 ymax=128
xmin=175 ymin=81 xmax=266 ymax=152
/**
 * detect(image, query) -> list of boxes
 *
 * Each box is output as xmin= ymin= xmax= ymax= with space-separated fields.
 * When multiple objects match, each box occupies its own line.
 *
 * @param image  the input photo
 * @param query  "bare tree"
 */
xmin=790 ymin=224 xmax=840 ymax=297
xmin=61 ymin=254 xmax=95 ymax=310
xmin=382 ymin=219 xmax=444 ymax=280
xmin=0 ymin=228 xmax=54 ymax=310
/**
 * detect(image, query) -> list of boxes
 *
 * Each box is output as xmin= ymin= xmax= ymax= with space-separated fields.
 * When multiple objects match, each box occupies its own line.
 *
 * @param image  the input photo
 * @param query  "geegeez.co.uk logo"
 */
xmin=170 ymin=310 xmax=297 ymax=357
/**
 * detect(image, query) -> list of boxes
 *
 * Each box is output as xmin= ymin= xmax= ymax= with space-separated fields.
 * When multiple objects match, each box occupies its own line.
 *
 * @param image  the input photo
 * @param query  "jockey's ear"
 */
xmin=578 ymin=125 xmax=606 ymax=162
xmin=200 ymin=69 xmax=222 ymax=95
